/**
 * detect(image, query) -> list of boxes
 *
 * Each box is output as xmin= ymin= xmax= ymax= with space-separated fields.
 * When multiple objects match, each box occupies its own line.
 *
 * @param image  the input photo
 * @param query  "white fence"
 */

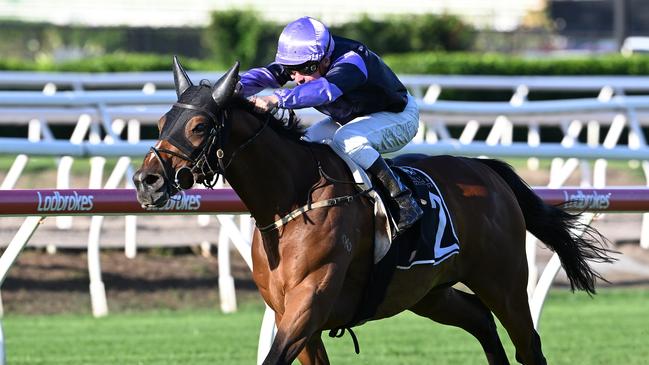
xmin=1 ymin=76 xmax=648 ymax=264
xmin=2 ymin=73 xmax=649 ymax=252
xmin=4 ymin=70 xmax=649 ymax=93
xmin=2 ymin=72 xmax=649 ymax=364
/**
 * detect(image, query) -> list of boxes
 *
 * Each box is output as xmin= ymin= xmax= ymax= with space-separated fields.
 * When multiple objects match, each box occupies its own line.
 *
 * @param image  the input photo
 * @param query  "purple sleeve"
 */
xmin=273 ymin=77 xmax=344 ymax=109
xmin=239 ymin=67 xmax=281 ymax=97
xmin=273 ymin=51 xmax=368 ymax=109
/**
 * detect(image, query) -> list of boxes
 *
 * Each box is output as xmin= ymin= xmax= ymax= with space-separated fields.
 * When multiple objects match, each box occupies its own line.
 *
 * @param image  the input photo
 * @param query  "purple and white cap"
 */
xmin=275 ymin=17 xmax=334 ymax=66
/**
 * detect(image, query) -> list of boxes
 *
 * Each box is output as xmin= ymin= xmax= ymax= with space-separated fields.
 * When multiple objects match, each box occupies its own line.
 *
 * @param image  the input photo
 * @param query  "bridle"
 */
xmin=148 ymin=89 xmax=369 ymax=236
xmin=148 ymin=99 xmax=271 ymax=192
xmin=151 ymin=96 xmax=369 ymax=236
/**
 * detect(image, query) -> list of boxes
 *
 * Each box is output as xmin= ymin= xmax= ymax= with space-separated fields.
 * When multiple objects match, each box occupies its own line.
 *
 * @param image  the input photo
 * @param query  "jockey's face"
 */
xmin=290 ymin=69 xmax=319 ymax=85
xmin=288 ymin=57 xmax=330 ymax=85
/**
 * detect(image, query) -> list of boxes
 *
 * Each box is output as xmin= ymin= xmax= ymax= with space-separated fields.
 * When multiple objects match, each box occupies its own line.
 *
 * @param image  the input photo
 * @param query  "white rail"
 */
xmin=1 ymin=74 xmax=649 ymax=364
xmin=2 ymin=87 xmax=649 ymax=252
xmin=0 ymin=187 xmax=644 ymax=365
xmin=4 ymin=71 xmax=649 ymax=94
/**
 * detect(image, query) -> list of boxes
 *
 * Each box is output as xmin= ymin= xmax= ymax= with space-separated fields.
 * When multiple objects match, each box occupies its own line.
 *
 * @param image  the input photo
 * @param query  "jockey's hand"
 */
xmin=250 ymin=95 xmax=279 ymax=113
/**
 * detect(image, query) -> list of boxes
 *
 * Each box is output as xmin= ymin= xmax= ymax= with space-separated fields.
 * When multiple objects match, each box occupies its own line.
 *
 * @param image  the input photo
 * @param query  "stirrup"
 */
xmin=395 ymin=201 xmax=423 ymax=233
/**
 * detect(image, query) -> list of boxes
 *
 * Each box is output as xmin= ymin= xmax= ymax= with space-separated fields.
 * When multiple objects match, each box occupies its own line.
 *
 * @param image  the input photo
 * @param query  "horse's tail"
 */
xmin=476 ymin=158 xmax=615 ymax=295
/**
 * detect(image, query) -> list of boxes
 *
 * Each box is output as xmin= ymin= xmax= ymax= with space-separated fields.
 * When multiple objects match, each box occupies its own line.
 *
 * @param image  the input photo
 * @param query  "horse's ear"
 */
xmin=173 ymin=56 xmax=193 ymax=98
xmin=212 ymin=61 xmax=241 ymax=109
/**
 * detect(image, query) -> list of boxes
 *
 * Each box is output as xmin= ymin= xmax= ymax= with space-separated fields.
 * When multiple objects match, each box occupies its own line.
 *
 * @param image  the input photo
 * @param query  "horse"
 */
xmin=133 ymin=58 xmax=614 ymax=365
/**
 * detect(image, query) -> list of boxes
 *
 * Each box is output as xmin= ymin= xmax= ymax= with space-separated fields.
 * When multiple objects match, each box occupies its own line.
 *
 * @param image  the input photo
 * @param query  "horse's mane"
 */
xmin=231 ymin=96 xmax=307 ymax=142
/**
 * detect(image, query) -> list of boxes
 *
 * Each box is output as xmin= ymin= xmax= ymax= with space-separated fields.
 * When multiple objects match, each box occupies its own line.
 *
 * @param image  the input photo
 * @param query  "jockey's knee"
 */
xmin=331 ymin=130 xmax=368 ymax=153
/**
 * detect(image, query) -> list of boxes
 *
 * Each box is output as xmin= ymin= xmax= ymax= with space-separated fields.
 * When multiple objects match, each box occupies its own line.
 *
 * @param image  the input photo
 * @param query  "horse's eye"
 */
xmin=192 ymin=123 xmax=208 ymax=134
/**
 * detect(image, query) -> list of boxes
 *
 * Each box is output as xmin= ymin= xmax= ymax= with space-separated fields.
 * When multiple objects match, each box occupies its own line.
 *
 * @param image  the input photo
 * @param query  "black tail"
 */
xmin=476 ymin=158 xmax=615 ymax=295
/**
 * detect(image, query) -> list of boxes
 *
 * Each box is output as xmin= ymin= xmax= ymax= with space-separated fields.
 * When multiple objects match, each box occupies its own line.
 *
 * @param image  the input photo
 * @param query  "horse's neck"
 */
xmin=223 ymin=112 xmax=320 ymax=226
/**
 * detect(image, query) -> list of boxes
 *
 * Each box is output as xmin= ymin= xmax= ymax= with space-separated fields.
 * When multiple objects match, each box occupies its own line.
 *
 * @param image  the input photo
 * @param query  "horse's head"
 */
xmin=133 ymin=57 xmax=240 ymax=207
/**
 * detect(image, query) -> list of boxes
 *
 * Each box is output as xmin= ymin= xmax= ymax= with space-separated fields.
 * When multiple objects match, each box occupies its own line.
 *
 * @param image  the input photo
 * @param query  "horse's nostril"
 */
xmin=144 ymin=174 xmax=160 ymax=186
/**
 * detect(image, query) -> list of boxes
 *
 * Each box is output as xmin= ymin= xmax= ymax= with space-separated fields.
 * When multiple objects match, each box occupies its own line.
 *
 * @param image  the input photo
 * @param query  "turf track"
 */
xmin=3 ymin=288 xmax=648 ymax=364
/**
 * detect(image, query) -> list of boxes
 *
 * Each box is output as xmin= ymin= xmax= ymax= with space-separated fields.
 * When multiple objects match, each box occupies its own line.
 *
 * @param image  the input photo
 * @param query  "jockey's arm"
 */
xmin=239 ymin=63 xmax=292 ymax=97
xmin=274 ymin=57 xmax=368 ymax=109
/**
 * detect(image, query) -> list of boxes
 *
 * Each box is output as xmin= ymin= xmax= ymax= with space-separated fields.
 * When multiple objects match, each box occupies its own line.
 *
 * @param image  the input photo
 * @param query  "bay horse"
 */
xmin=133 ymin=58 xmax=613 ymax=365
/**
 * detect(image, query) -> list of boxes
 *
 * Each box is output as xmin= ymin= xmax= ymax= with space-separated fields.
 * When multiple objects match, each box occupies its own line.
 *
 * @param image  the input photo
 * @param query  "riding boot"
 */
xmin=367 ymin=157 xmax=424 ymax=233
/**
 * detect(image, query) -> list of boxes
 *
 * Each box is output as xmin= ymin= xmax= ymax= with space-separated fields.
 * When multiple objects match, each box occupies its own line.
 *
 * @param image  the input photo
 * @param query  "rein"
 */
xmin=154 ymin=99 xmax=370 ymax=237
xmin=216 ymin=112 xmax=271 ymax=173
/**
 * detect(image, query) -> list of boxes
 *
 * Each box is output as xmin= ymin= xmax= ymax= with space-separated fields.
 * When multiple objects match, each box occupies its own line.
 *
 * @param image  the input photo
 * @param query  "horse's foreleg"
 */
xmin=262 ymin=281 xmax=338 ymax=365
xmin=410 ymin=287 xmax=509 ymax=365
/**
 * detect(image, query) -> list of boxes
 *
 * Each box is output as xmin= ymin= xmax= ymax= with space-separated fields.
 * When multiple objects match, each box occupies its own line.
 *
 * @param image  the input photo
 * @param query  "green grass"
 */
xmin=3 ymin=288 xmax=648 ymax=364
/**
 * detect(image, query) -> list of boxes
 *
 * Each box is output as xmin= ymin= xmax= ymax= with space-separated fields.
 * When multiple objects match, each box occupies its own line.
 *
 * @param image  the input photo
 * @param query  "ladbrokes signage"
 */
xmin=144 ymin=191 xmax=202 ymax=211
xmin=35 ymin=190 xmax=203 ymax=213
xmin=36 ymin=191 xmax=94 ymax=212
xmin=562 ymin=190 xmax=611 ymax=210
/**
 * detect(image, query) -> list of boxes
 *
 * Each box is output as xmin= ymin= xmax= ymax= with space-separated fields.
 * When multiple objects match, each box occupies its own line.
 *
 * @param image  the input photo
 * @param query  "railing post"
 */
xmin=217 ymin=223 xmax=237 ymax=313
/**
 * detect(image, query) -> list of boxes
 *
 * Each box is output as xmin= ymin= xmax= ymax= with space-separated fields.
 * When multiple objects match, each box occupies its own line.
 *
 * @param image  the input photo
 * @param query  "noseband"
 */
xmin=148 ymin=100 xmax=271 ymax=191
xmin=148 ymin=102 xmax=223 ymax=191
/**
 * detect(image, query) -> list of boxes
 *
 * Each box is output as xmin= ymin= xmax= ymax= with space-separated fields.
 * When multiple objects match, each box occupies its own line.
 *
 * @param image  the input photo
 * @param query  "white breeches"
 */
xmin=303 ymin=94 xmax=419 ymax=170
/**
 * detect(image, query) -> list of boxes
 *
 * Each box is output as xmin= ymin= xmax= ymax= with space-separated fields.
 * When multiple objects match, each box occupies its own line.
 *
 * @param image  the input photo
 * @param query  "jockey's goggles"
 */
xmin=283 ymin=61 xmax=320 ymax=76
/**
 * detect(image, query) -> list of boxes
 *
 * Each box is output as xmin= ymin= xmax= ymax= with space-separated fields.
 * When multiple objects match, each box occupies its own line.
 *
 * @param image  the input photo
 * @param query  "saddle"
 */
xmin=303 ymin=122 xmax=461 ymax=326
xmin=334 ymin=151 xmax=460 ymax=265
xmin=339 ymin=155 xmax=462 ymax=329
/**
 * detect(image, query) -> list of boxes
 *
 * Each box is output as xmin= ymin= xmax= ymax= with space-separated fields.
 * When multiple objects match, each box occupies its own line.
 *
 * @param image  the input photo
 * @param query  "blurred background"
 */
xmin=1 ymin=2 xmax=649 ymax=364
xmin=1 ymin=0 xmax=648 ymax=70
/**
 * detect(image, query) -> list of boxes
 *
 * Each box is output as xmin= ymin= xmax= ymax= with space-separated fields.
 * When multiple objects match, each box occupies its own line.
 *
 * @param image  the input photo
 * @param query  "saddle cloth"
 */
xmin=333 ymin=150 xmax=461 ymax=268
xmin=390 ymin=165 xmax=460 ymax=269
xmin=304 ymin=122 xmax=461 ymax=327
xmin=330 ymin=158 xmax=462 ymax=328
xmin=345 ymin=163 xmax=462 ymax=327
xmin=302 ymin=118 xmax=459 ymax=266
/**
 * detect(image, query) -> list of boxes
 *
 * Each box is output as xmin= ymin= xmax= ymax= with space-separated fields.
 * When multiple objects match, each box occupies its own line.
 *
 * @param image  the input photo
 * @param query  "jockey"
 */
xmin=239 ymin=16 xmax=423 ymax=233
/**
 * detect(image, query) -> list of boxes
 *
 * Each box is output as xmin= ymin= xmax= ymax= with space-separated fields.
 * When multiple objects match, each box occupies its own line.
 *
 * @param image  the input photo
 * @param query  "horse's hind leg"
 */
xmin=296 ymin=331 xmax=329 ymax=365
xmin=410 ymin=287 xmax=509 ymax=365
xmin=469 ymin=270 xmax=546 ymax=365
